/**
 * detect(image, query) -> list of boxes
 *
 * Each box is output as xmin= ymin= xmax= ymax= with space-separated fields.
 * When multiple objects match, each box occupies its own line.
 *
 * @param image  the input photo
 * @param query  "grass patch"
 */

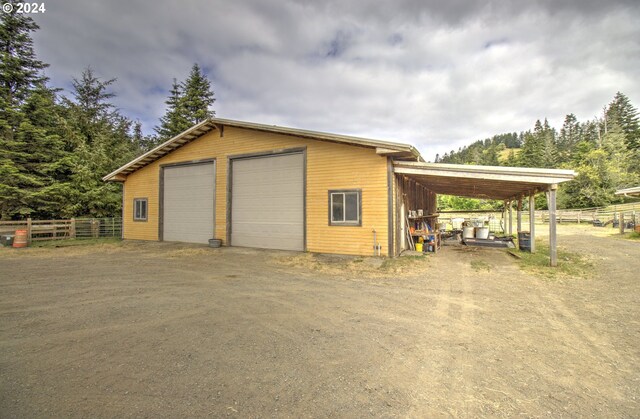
xmin=512 ymin=242 xmax=593 ymax=279
xmin=30 ymin=237 xmax=122 ymax=248
xmin=470 ymin=260 xmax=491 ymax=272
xmin=379 ymin=255 xmax=424 ymax=271
xmin=623 ymin=231 xmax=640 ymax=241
xmin=275 ymin=252 xmax=429 ymax=279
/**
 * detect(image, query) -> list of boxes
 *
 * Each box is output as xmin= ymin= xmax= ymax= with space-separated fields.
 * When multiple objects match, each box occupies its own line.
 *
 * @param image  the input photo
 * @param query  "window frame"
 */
xmin=328 ymin=189 xmax=362 ymax=226
xmin=133 ymin=198 xmax=148 ymax=222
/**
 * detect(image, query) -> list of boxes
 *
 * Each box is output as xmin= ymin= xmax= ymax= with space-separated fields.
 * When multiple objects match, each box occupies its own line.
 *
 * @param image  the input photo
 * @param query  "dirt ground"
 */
xmin=0 ymin=225 xmax=638 ymax=418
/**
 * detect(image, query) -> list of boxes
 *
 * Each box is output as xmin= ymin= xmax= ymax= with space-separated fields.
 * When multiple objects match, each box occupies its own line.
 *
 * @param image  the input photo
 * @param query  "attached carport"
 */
xmin=393 ymin=162 xmax=576 ymax=266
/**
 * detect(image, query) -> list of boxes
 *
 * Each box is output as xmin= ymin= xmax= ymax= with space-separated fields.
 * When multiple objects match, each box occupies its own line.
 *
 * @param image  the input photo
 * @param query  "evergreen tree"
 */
xmin=0 ymin=3 xmax=48 ymax=114
xmin=17 ymin=86 xmax=77 ymax=218
xmin=606 ymin=92 xmax=640 ymax=150
xmin=181 ymin=63 xmax=215 ymax=124
xmin=131 ymin=120 xmax=157 ymax=152
xmin=557 ymin=114 xmax=580 ymax=162
xmin=62 ymin=68 xmax=138 ymax=217
xmin=504 ymin=149 xmax=518 ymax=166
xmin=154 ymin=78 xmax=190 ymax=139
xmin=155 ymin=64 xmax=216 ymax=140
xmin=560 ymin=123 xmax=636 ymax=208
xmin=0 ymin=5 xmax=57 ymax=219
xmin=518 ymin=128 xmax=544 ymax=167
xmin=540 ymin=118 xmax=558 ymax=167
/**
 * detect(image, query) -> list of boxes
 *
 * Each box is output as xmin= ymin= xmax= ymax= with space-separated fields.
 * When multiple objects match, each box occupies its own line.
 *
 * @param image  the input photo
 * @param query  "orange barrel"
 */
xmin=13 ymin=230 xmax=28 ymax=248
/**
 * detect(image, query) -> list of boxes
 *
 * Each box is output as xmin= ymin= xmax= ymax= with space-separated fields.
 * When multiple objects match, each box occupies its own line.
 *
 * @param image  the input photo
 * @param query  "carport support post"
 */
xmin=529 ymin=194 xmax=536 ymax=253
xmin=508 ymin=201 xmax=513 ymax=236
xmin=548 ymin=184 xmax=558 ymax=267
xmin=503 ymin=201 xmax=508 ymax=234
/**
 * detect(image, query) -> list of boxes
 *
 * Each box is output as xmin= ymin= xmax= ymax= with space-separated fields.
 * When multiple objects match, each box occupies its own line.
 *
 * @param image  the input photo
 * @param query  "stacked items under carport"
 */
xmin=406 ymin=210 xmax=440 ymax=253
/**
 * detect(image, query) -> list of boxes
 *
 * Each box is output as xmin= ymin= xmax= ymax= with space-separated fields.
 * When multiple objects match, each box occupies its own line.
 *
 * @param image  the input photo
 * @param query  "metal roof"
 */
xmin=103 ymin=118 xmax=422 ymax=181
xmin=615 ymin=186 xmax=640 ymax=196
xmin=394 ymin=161 xmax=576 ymax=201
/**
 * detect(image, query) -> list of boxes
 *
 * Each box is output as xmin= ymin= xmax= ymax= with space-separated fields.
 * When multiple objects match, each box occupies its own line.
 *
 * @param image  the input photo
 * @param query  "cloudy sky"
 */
xmin=31 ymin=0 xmax=640 ymax=161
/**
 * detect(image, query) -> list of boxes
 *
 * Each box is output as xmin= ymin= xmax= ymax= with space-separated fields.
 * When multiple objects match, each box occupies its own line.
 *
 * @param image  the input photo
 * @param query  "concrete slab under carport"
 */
xmin=393 ymin=161 xmax=576 ymax=266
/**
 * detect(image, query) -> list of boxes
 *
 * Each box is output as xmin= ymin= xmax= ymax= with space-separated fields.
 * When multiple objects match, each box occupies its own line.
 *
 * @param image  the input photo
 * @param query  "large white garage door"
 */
xmin=231 ymin=153 xmax=304 ymax=251
xmin=163 ymin=162 xmax=215 ymax=244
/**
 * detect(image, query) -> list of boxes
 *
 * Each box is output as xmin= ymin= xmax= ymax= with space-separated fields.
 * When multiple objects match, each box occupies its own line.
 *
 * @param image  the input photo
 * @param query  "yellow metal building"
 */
xmin=103 ymin=118 xmax=421 ymax=256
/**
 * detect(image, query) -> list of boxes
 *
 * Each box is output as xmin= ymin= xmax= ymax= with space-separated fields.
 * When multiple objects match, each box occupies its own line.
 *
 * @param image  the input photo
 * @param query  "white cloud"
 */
xmin=32 ymin=0 xmax=640 ymax=160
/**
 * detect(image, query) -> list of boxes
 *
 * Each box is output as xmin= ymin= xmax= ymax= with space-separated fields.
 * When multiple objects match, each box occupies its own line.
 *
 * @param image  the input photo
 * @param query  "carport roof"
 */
xmin=615 ymin=186 xmax=640 ymax=197
xmin=393 ymin=161 xmax=576 ymax=200
xmin=103 ymin=118 xmax=421 ymax=181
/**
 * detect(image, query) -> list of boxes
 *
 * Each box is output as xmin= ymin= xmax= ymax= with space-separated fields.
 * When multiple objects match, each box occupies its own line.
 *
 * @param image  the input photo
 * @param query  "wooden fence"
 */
xmin=437 ymin=202 xmax=639 ymax=233
xmin=0 ymin=218 xmax=122 ymax=243
xmin=538 ymin=203 xmax=639 ymax=225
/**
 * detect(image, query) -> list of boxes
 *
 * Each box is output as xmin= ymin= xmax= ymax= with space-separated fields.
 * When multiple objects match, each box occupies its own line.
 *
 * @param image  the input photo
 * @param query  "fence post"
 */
xmin=619 ymin=212 xmax=624 ymax=234
xmin=70 ymin=218 xmax=76 ymax=238
xmin=91 ymin=219 xmax=99 ymax=238
xmin=26 ymin=218 xmax=32 ymax=244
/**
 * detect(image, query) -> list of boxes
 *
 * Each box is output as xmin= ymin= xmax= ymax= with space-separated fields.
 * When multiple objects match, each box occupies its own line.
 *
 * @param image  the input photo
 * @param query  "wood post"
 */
xmin=503 ymin=201 xmax=508 ymax=234
xmin=517 ymin=196 xmax=523 ymax=233
xmin=619 ymin=212 xmax=624 ymax=234
xmin=548 ymin=185 xmax=558 ymax=267
xmin=508 ymin=201 xmax=513 ymax=236
xmin=91 ymin=219 xmax=99 ymax=238
xmin=70 ymin=218 xmax=76 ymax=238
xmin=26 ymin=218 xmax=32 ymax=244
xmin=529 ymin=194 xmax=536 ymax=253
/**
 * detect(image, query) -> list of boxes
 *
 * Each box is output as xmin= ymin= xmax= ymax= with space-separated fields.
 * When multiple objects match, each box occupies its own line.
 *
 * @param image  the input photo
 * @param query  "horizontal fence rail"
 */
xmin=538 ymin=203 xmax=638 ymax=225
xmin=437 ymin=202 xmax=639 ymax=232
xmin=0 ymin=218 xmax=122 ymax=243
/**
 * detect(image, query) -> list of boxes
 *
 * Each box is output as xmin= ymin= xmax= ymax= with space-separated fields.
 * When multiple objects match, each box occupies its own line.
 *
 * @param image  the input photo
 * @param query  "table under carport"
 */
xmin=393 ymin=162 xmax=576 ymax=266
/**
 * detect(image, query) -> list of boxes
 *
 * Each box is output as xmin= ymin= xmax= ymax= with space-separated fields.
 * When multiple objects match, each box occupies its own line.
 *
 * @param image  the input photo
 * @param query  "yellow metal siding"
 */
xmin=122 ymin=127 xmax=390 ymax=256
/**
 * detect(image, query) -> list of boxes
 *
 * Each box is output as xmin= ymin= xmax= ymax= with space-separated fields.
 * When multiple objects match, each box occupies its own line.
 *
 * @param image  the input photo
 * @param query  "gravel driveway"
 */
xmin=1 ymin=226 xmax=638 ymax=418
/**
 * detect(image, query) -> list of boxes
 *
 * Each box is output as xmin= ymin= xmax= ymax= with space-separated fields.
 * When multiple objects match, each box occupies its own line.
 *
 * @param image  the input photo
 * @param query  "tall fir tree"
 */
xmin=155 ymin=64 xmax=216 ymax=140
xmin=62 ymin=67 xmax=138 ymax=217
xmin=154 ymin=78 xmax=190 ymax=140
xmin=0 ymin=5 xmax=57 ymax=219
xmin=0 ymin=2 xmax=48 ymax=116
xmin=155 ymin=64 xmax=215 ymax=141
xmin=606 ymin=92 xmax=640 ymax=150
xmin=182 ymin=63 xmax=215 ymax=124
xmin=540 ymin=118 xmax=558 ymax=167
xmin=557 ymin=114 xmax=581 ymax=162
xmin=17 ymin=86 xmax=78 ymax=218
xmin=518 ymin=122 xmax=544 ymax=167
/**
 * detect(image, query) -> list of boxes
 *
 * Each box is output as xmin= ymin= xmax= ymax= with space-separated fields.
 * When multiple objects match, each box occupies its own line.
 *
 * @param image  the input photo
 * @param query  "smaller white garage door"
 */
xmin=163 ymin=162 xmax=215 ymax=244
xmin=231 ymin=153 xmax=304 ymax=251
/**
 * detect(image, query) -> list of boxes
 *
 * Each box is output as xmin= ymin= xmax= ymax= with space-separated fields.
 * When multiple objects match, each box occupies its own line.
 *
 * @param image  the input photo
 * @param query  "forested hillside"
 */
xmin=0 ymin=9 xmax=215 ymax=220
xmin=439 ymin=93 xmax=640 ymax=209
